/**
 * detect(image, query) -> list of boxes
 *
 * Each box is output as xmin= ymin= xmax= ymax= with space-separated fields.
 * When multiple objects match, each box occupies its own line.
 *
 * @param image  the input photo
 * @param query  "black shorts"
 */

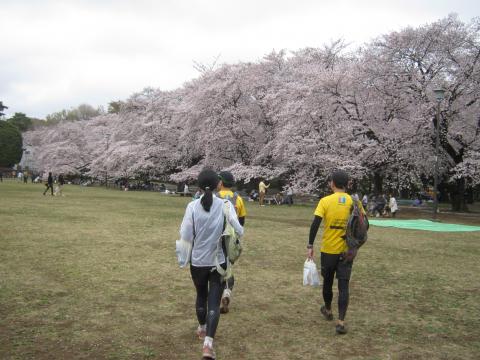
xmin=320 ymin=252 xmax=353 ymax=280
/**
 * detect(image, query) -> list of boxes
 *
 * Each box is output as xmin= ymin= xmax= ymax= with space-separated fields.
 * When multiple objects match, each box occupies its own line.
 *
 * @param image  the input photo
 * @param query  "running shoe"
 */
xmin=202 ymin=345 xmax=216 ymax=359
xmin=196 ymin=326 xmax=206 ymax=340
xmin=335 ymin=324 xmax=348 ymax=334
xmin=320 ymin=305 xmax=333 ymax=321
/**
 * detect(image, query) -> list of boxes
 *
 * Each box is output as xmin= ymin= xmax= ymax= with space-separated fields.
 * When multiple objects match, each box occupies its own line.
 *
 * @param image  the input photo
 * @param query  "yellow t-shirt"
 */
xmin=259 ymin=181 xmax=269 ymax=193
xmin=218 ymin=189 xmax=247 ymax=218
xmin=314 ymin=192 xmax=352 ymax=254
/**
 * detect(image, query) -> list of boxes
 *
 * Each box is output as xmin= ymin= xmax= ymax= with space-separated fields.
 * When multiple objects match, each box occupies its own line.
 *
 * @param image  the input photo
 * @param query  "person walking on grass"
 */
xmin=285 ymin=183 xmax=294 ymax=206
xmin=258 ymin=178 xmax=270 ymax=206
xmin=180 ymin=169 xmax=243 ymax=359
xmin=307 ymin=169 xmax=363 ymax=335
xmin=56 ymin=174 xmax=65 ymax=196
xmin=43 ymin=172 xmax=54 ymax=196
xmin=389 ymin=194 xmax=398 ymax=218
xmin=217 ymin=171 xmax=246 ymax=314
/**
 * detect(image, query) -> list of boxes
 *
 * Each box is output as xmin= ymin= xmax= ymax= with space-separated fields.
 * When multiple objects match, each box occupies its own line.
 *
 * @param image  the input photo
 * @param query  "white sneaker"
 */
xmin=202 ymin=344 xmax=216 ymax=359
xmin=196 ymin=326 xmax=206 ymax=340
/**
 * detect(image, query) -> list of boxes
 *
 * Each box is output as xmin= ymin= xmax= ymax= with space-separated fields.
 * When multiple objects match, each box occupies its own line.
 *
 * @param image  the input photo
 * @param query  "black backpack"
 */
xmin=345 ymin=198 xmax=369 ymax=249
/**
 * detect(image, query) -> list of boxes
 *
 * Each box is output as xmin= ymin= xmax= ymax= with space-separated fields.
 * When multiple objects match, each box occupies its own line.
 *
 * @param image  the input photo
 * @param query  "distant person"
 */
xmin=0 ymin=172 xmax=3 ymax=182
xmin=184 ymin=183 xmax=189 ymax=196
xmin=56 ymin=174 xmax=65 ymax=196
xmin=374 ymin=194 xmax=386 ymax=217
xmin=193 ymin=190 xmax=201 ymax=200
xmin=217 ymin=171 xmax=247 ymax=314
xmin=179 ymin=169 xmax=243 ymax=359
xmin=249 ymin=189 xmax=258 ymax=202
xmin=388 ymin=194 xmax=398 ymax=217
xmin=307 ymin=170 xmax=365 ymax=335
xmin=275 ymin=192 xmax=284 ymax=205
xmin=43 ymin=172 xmax=54 ymax=196
xmin=362 ymin=194 xmax=368 ymax=208
xmin=17 ymin=171 xmax=23 ymax=182
xmin=285 ymin=183 xmax=294 ymax=206
xmin=258 ymin=179 xmax=270 ymax=206
xmin=413 ymin=196 xmax=422 ymax=206
xmin=24 ymin=173 xmax=28 ymax=183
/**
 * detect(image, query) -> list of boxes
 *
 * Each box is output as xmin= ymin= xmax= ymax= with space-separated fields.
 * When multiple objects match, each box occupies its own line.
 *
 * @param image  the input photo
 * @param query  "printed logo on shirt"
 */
xmin=330 ymin=218 xmax=347 ymax=230
xmin=338 ymin=196 xmax=346 ymax=204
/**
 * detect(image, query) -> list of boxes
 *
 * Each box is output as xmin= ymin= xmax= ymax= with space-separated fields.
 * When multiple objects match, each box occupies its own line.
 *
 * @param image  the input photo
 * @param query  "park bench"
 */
xmin=264 ymin=196 xmax=279 ymax=205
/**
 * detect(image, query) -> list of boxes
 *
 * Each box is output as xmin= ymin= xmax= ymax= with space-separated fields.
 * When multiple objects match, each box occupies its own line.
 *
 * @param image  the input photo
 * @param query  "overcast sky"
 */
xmin=1 ymin=0 xmax=478 ymax=119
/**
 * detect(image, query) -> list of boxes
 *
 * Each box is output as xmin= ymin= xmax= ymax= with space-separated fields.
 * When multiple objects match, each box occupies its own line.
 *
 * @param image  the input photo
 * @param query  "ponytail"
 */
xmin=197 ymin=169 xmax=219 ymax=212
xmin=201 ymin=186 xmax=213 ymax=212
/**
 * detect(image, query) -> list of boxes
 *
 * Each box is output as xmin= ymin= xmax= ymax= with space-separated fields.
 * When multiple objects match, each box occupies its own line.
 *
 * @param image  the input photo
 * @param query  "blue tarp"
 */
xmin=369 ymin=219 xmax=480 ymax=232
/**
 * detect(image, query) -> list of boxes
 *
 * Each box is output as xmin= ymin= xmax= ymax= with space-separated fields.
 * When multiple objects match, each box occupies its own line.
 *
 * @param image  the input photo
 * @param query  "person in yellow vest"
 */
xmin=307 ymin=169 xmax=363 ymax=335
xmin=217 ymin=171 xmax=246 ymax=314
xmin=258 ymin=179 xmax=270 ymax=206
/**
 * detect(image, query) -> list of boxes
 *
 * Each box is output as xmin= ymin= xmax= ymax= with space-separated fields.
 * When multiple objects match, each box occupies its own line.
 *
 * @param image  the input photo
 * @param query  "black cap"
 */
xmin=218 ymin=171 xmax=235 ymax=188
xmin=330 ymin=170 xmax=349 ymax=189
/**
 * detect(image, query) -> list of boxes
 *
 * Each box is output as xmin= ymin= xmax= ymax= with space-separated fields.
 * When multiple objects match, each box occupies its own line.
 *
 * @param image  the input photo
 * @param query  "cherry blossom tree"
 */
xmin=23 ymin=15 xmax=479 ymax=207
xmin=362 ymin=15 xmax=480 ymax=209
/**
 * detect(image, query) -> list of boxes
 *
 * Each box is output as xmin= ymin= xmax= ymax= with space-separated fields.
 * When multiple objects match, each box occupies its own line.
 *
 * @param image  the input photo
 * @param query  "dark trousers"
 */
xmin=285 ymin=195 xmax=293 ymax=205
xmin=190 ymin=264 xmax=226 ymax=338
xmin=43 ymin=184 xmax=54 ymax=195
xmin=321 ymin=252 xmax=353 ymax=321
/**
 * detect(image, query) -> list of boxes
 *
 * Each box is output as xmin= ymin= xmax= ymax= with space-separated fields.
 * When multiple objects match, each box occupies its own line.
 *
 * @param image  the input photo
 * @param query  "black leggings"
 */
xmin=190 ymin=264 xmax=226 ymax=338
xmin=321 ymin=252 xmax=353 ymax=321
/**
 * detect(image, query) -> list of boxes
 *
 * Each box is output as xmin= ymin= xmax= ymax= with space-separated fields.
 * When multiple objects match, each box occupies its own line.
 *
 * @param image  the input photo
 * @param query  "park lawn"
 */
xmin=0 ymin=181 xmax=479 ymax=360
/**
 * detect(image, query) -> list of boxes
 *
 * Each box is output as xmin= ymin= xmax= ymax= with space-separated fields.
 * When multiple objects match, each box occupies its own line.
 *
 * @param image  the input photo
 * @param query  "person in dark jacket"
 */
xmin=43 ymin=172 xmax=54 ymax=196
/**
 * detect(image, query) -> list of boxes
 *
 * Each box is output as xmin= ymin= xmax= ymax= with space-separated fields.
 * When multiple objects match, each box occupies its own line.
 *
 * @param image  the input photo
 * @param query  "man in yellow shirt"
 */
xmin=258 ymin=179 xmax=270 ymax=206
xmin=217 ymin=171 xmax=247 ymax=314
xmin=307 ymin=170 xmax=357 ymax=335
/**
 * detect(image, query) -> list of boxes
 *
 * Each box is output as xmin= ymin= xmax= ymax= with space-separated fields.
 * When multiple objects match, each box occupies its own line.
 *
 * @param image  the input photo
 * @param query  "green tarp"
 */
xmin=369 ymin=219 xmax=480 ymax=232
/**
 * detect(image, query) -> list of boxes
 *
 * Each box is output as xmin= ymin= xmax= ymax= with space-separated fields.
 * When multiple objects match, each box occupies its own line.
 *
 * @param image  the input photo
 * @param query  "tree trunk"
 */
xmin=373 ymin=172 xmax=383 ymax=194
xmin=466 ymin=188 xmax=474 ymax=204
xmin=449 ymin=178 xmax=469 ymax=212
xmin=439 ymin=183 xmax=450 ymax=203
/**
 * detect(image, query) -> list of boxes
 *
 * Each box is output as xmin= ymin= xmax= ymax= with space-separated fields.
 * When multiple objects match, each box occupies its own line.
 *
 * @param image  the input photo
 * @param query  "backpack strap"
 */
xmin=213 ymin=200 xmax=231 ymax=278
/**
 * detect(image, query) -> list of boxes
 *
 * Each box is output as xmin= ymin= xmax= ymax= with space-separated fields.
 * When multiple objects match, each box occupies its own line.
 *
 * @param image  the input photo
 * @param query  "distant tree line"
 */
xmin=21 ymin=15 xmax=480 ymax=211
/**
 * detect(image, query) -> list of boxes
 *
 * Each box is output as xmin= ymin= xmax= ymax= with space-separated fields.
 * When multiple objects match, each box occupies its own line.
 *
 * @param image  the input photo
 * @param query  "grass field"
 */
xmin=1 ymin=181 xmax=479 ymax=360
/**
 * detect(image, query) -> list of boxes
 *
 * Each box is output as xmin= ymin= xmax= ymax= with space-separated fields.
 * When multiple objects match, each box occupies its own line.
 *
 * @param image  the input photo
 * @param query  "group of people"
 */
xmin=361 ymin=193 xmax=398 ymax=218
xmin=247 ymin=180 xmax=294 ymax=206
xmin=0 ymin=170 xmax=67 ymax=196
xmin=0 ymin=170 xmax=40 ymax=183
xmin=179 ymin=169 xmax=361 ymax=359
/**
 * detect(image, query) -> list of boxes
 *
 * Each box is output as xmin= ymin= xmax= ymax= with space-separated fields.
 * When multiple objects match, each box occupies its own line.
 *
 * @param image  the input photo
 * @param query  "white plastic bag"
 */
xmin=175 ymin=238 xmax=192 ymax=268
xmin=303 ymin=259 xmax=320 ymax=286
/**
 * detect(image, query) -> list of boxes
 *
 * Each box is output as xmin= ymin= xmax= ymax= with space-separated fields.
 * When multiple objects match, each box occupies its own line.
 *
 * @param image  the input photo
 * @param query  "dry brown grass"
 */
xmin=1 ymin=181 xmax=479 ymax=359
